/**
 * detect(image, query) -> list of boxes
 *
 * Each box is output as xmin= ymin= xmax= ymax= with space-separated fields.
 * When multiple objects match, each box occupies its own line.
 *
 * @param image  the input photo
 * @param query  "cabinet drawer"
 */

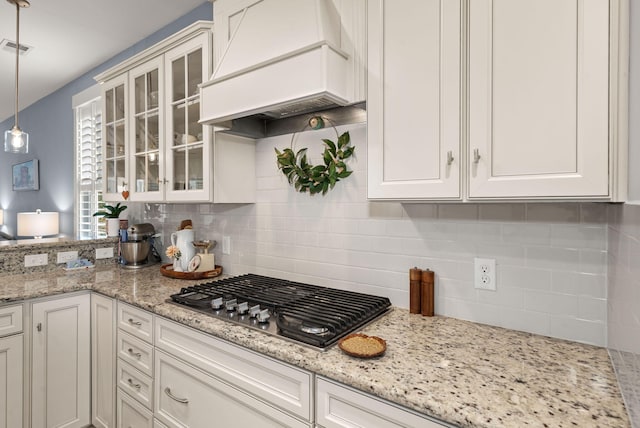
xmin=118 ymin=330 xmax=153 ymax=377
xmin=153 ymin=419 xmax=169 ymax=428
xmin=118 ymin=359 xmax=153 ymax=410
xmin=317 ymin=377 xmax=447 ymax=428
xmin=155 ymin=350 xmax=308 ymax=428
xmin=117 ymin=302 xmax=153 ymax=344
xmin=117 ymin=389 xmax=153 ymax=428
xmin=0 ymin=304 xmax=22 ymax=337
xmin=155 ymin=317 xmax=312 ymax=421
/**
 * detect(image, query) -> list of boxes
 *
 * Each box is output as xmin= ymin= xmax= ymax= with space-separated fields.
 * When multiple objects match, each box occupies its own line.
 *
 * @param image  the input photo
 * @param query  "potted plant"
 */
xmin=93 ymin=202 xmax=127 ymax=237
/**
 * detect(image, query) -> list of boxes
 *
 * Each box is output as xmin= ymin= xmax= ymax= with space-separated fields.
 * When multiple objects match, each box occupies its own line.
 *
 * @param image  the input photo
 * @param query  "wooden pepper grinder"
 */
xmin=421 ymin=269 xmax=435 ymax=317
xmin=409 ymin=267 xmax=422 ymax=314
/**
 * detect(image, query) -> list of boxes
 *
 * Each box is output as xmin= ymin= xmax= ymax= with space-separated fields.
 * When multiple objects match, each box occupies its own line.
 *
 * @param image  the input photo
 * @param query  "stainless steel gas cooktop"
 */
xmin=169 ymin=274 xmax=392 ymax=350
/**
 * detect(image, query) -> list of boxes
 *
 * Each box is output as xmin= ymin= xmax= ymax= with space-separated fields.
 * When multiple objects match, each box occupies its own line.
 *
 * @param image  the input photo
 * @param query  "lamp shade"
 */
xmin=17 ymin=210 xmax=59 ymax=238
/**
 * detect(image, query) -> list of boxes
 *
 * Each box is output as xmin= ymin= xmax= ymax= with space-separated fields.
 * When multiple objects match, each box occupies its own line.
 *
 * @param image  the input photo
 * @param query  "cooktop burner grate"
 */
xmin=169 ymin=273 xmax=392 ymax=350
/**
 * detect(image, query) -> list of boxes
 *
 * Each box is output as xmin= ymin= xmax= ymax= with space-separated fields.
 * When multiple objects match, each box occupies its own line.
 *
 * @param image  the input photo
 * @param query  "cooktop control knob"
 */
xmin=225 ymin=299 xmax=238 ymax=312
xmin=249 ymin=305 xmax=261 ymax=318
xmin=237 ymin=301 xmax=249 ymax=315
xmin=211 ymin=297 xmax=223 ymax=310
xmin=256 ymin=309 xmax=270 ymax=323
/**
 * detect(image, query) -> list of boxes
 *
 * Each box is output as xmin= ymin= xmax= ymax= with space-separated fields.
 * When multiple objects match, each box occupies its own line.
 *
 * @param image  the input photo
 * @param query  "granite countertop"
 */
xmin=0 ymin=265 xmax=630 ymax=428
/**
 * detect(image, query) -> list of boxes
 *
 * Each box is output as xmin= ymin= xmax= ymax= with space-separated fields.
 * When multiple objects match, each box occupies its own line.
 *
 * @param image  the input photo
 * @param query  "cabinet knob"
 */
xmin=164 ymin=387 xmax=189 ymax=404
xmin=446 ymin=151 xmax=454 ymax=166
xmin=473 ymin=149 xmax=481 ymax=164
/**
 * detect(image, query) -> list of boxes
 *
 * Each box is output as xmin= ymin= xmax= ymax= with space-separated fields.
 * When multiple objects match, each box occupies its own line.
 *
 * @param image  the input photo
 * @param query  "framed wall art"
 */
xmin=12 ymin=159 xmax=39 ymax=191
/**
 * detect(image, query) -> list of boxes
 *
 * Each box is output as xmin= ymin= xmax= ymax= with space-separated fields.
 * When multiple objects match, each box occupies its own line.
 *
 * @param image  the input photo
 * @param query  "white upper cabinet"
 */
xmin=102 ymin=74 xmax=128 ymax=202
xmin=367 ymin=0 xmax=462 ymax=200
xmin=367 ymin=0 xmax=628 ymax=202
xmin=95 ymin=21 xmax=256 ymax=204
xmin=468 ymin=0 xmax=612 ymax=199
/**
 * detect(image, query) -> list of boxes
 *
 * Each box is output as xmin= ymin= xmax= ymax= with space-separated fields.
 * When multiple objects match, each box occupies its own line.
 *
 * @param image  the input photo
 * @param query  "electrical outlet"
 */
xmin=56 ymin=251 xmax=78 ymax=264
xmin=95 ymin=247 xmax=114 ymax=259
xmin=25 ymin=253 xmax=48 ymax=267
xmin=222 ymin=236 xmax=231 ymax=255
xmin=474 ymin=258 xmax=496 ymax=291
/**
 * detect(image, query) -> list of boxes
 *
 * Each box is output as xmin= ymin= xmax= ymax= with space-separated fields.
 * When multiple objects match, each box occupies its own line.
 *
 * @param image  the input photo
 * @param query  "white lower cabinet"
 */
xmin=0 ymin=332 xmax=23 ymax=428
xmin=155 ymin=350 xmax=308 ymax=428
xmin=92 ymin=294 xmax=116 ymax=428
xmin=118 ymin=389 xmax=153 ymax=428
xmin=316 ymin=377 xmax=448 ymax=428
xmin=31 ymin=293 xmax=91 ymax=428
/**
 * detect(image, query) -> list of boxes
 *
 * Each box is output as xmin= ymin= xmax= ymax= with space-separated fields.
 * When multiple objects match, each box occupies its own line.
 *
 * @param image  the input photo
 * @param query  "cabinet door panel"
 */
xmin=117 ymin=390 xmax=153 ymax=428
xmin=468 ymin=0 xmax=610 ymax=198
xmin=0 ymin=334 xmax=23 ymax=428
xmin=32 ymin=294 xmax=90 ymax=428
xmin=91 ymin=294 xmax=116 ymax=428
xmin=368 ymin=0 xmax=461 ymax=200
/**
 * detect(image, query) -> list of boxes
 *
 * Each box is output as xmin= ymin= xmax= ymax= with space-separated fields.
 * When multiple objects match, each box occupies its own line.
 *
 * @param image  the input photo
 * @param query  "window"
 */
xmin=74 ymin=96 xmax=104 ymax=238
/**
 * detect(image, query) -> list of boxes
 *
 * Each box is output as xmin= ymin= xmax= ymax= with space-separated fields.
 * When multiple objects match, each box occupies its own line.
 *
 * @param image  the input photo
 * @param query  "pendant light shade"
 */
xmin=4 ymin=0 xmax=30 ymax=154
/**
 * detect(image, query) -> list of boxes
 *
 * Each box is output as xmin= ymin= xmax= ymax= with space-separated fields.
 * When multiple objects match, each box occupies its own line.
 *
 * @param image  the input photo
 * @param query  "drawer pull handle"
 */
xmin=36 ymin=322 xmax=42 ymax=332
xmin=127 ymin=318 xmax=142 ymax=326
xmin=165 ymin=387 xmax=189 ymax=404
xmin=127 ymin=378 xmax=141 ymax=389
xmin=127 ymin=348 xmax=142 ymax=358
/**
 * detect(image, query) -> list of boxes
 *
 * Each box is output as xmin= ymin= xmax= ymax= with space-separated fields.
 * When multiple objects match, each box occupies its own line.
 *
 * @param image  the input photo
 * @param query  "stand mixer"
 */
xmin=121 ymin=223 xmax=161 ymax=268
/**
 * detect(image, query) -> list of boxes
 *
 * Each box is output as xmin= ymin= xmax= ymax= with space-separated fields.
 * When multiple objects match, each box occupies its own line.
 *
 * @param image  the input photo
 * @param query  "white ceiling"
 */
xmin=0 ymin=0 xmax=209 ymax=123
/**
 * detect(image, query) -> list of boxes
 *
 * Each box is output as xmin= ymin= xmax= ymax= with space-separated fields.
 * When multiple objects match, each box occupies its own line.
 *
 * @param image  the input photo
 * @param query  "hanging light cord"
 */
xmin=13 ymin=0 xmax=21 ymax=129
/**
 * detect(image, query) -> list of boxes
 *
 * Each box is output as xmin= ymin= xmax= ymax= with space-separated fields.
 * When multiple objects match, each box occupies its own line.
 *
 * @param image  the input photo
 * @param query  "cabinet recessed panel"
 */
xmin=469 ymin=0 xmax=610 ymax=198
xmin=383 ymin=0 xmax=443 ymax=181
xmin=368 ymin=0 xmax=461 ymax=199
xmin=491 ymin=0 xmax=577 ymax=176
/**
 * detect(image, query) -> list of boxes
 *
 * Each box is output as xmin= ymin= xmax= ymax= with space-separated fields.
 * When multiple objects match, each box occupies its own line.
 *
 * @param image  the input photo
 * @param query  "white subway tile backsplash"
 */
xmin=526 ymin=246 xmax=580 ymax=271
xmin=129 ymin=124 xmax=640 ymax=349
xmin=551 ymin=271 xmax=606 ymax=298
xmin=502 ymin=223 xmax=551 ymax=246
xmin=499 ymin=265 xmax=552 ymax=291
xmin=550 ymin=225 xmax=607 ymax=249
xmin=578 ymin=296 xmax=607 ymax=322
xmin=526 ymin=203 xmax=580 ymax=223
xmin=524 ymin=290 xmax=579 ymax=317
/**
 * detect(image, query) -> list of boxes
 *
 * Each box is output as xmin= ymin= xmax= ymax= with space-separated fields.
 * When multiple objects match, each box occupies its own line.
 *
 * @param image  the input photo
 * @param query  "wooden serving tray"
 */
xmin=338 ymin=333 xmax=387 ymax=358
xmin=160 ymin=263 xmax=222 ymax=280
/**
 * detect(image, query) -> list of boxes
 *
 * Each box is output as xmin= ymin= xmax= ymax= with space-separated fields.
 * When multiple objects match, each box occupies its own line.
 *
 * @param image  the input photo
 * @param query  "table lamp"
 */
xmin=17 ymin=209 xmax=59 ymax=239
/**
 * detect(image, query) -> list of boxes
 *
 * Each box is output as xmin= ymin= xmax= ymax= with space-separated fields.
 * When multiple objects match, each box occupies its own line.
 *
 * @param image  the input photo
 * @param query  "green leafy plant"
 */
xmin=92 ymin=202 xmax=127 ymax=219
xmin=275 ymin=131 xmax=355 ymax=195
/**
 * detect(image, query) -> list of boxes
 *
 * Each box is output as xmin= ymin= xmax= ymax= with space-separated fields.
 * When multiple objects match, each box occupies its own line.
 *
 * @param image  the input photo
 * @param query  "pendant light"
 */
xmin=4 ymin=0 xmax=30 ymax=154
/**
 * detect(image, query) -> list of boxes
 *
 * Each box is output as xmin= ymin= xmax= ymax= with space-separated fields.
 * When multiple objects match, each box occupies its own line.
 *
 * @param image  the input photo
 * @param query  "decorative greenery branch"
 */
xmin=275 ymin=120 xmax=355 ymax=195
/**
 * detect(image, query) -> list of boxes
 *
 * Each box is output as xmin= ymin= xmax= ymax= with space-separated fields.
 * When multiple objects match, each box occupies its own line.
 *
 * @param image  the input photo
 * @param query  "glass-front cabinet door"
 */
xmin=164 ymin=33 xmax=212 ymax=202
xmin=128 ymin=57 xmax=164 ymax=201
xmin=102 ymin=74 xmax=128 ymax=201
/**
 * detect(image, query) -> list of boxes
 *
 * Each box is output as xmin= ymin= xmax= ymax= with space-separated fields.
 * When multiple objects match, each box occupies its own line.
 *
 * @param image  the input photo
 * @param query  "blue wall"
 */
xmin=0 ymin=2 xmax=212 ymax=238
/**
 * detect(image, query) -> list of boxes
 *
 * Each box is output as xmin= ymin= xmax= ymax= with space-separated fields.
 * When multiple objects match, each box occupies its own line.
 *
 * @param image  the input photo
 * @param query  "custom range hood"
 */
xmin=200 ymin=0 xmax=365 ymax=138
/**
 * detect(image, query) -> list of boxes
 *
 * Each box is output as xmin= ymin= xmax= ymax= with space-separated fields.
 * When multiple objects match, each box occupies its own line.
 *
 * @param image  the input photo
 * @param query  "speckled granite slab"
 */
xmin=0 ymin=237 xmax=118 ymax=275
xmin=0 ymin=266 xmax=630 ymax=428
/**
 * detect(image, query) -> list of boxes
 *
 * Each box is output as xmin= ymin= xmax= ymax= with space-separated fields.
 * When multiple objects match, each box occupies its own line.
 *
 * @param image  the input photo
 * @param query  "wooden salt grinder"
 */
xmin=409 ymin=267 xmax=422 ymax=314
xmin=421 ymin=269 xmax=434 ymax=317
